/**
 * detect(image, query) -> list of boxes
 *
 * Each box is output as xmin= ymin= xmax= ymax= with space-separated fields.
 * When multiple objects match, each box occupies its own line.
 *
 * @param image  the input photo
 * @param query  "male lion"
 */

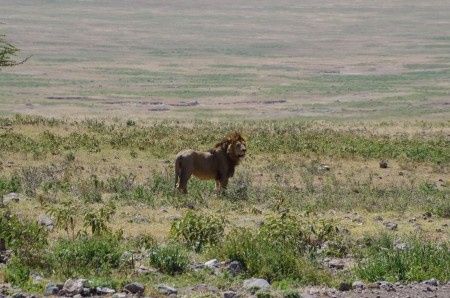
xmin=174 ymin=132 xmax=246 ymax=194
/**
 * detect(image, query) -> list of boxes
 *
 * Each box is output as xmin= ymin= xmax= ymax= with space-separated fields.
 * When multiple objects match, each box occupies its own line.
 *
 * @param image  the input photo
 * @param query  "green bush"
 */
xmin=50 ymin=234 xmax=124 ymax=277
xmin=4 ymin=257 xmax=31 ymax=285
xmin=149 ymin=242 xmax=189 ymax=275
xmin=0 ymin=211 xmax=48 ymax=267
xmin=355 ymin=235 xmax=450 ymax=282
xmin=216 ymin=227 xmax=332 ymax=284
xmin=0 ymin=175 xmax=21 ymax=197
xmin=170 ymin=211 xmax=226 ymax=252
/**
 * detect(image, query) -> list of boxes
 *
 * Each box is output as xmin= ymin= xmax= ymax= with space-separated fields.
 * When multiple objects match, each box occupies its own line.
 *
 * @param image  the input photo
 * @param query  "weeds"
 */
xmin=149 ymin=242 xmax=189 ymax=275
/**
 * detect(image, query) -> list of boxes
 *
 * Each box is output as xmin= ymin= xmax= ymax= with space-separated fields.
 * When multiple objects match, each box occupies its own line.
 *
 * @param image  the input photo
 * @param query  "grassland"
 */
xmin=0 ymin=0 xmax=449 ymax=296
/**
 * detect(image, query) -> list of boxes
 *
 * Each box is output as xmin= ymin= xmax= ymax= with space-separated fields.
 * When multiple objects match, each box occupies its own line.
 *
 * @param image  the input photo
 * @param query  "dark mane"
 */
xmin=211 ymin=132 xmax=244 ymax=150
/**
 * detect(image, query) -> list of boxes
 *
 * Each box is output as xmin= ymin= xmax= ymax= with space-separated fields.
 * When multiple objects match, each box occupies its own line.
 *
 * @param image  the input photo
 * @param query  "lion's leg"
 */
xmin=177 ymin=170 xmax=190 ymax=194
xmin=215 ymin=180 xmax=221 ymax=193
xmin=219 ymin=178 xmax=228 ymax=192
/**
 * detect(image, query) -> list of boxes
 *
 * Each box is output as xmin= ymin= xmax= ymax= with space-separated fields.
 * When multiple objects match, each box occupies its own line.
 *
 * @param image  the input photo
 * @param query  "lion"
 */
xmin=174 ymin=132 xmax=247 ymax=194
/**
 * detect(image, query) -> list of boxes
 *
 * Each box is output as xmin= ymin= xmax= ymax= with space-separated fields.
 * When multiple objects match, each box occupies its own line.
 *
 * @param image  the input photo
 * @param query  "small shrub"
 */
xmin=171 ymin=211 xmax=226 ymax=252
xmin=47 ymin=200 xmax=78 ymax=239
xmin=4 ymin=257 xmax=31 ymax=285
xmin=83 ymin=202 xmax=116 ymax=236
xmin=149 ymin=242 xmax=189 ymax=275
xmin=78 ymin=175 xmax=103 ymax=203
xmin=51 ymin=233 xmax=124 ymax=277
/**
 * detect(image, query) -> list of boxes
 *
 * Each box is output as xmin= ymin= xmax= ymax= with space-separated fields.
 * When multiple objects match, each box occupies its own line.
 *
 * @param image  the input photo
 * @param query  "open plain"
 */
xmin=0 ymin=1 xmax=449 ymax=297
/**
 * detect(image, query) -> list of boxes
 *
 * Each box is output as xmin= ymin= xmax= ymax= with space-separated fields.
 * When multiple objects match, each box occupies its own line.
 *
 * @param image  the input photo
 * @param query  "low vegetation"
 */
xmin=0 ymin=115 xmax=448 ymax=296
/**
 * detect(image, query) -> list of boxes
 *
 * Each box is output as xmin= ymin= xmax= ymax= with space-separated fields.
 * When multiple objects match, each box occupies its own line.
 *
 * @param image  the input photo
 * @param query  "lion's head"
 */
xmin=214 ymin=132 xmax=246 ymax=161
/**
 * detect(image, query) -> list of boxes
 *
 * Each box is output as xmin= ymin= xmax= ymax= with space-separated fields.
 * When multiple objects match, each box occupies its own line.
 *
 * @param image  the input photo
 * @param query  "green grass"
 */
xmin=355 ymin=234 xmax=450 ymax=282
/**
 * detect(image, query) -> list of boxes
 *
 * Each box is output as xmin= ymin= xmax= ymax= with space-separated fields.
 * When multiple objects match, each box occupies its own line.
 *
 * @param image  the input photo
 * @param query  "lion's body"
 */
xmin=174 ymin=133 xmax=246 ymax=193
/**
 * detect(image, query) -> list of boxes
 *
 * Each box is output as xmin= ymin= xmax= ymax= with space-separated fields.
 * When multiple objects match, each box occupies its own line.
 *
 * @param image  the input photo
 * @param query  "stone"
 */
xmin=61 ymin=278 xmax=89 ymax=296
xmin=190 ymin=284 xmax=219 ymax=293
xmin=38 ymin=214 xmax=54 ymax=231
xmin=157 ymin=284 xmax=177 ymax=295
xmin=394 ymin=242 xmax=408 ymax=251
xmin=96 ymin=287 xmax=116 ymax=295
xmin=44 ymin=283 xmax=60 ymax=296
xmin=384 ymin=221 xmax=398 ymax=230
xmin=124 ymin=282 xmax=144 ymax=294
xmin=2 ymin=193 xmax=20 ymax=204
xmin=227 ymin=260 xmax=243 ymax=276
xmin=204 ymin=259 xmax=220 ymax=268
xmin=338 ymin=282 xmax=352 ymax=291
xmin=112 ymin=293 xmax=128 ymax=298
xmin=223 ymin=291 xmax=239 ymax=298
xmin=352 ymin=281 xmax=365 ymax=290
xmin=367 ymin=282 xmax=380 ymax=289
xmin=328 ymin=258 xmax=345 ymax=270
xmin=135 ymin=265 xmax=157 ymax=275
xmin=379 ymin=160 xmax=388 ymax=168
xmin=11 ymin=294 xmax=26 ymax=298
xmin=423 ymin=278 xmax=439 ymax=286
xmin=379 ymin=281 xmax=395 ymax=292
xmin=243 ymin=278 xmax=270 ymax=291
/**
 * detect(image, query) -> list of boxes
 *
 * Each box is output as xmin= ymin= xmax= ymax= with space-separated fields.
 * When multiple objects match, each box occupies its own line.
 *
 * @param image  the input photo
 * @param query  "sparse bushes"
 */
xmin=149 ymin=242 xmax=189 ymax=275
xmin=171 ymin=211 xmax=226 ymax=252
xmin=355 ymin=235 xmax=450 ymax=282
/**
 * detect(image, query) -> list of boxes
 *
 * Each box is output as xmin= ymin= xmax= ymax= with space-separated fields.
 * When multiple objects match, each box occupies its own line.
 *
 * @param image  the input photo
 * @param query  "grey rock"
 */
xmin=73 ymin=295 xmax=82 ymax=298
xmin=379 ymin=160 xmax=388 ymax=168
xmin=124 ymin=282 xmax=145 ymax=294
xmin=82 ymin=287 xmax=93 ymax=296
xmin=38 ymin=215 xmax=54 ymax=231
xmin=394 ymin=242 xmax=409 ymax=251
xmin=328 ymin=258 xmax=345 ymax=270
xmin=227 ymin=260 xmax=243 ymax=276
xmin=11 ymin=293 xmax=26 ymax=298
xmin=44 ymin=283 xmax=60 ymax=296
xmin=135 ymin=265 xmax=157 ymax=275
xmin=190 ymin=284 xmax=219 ymax=293
xmin=61 ymin=278 xmax=89 ymax=296
xmin=384 ymin=221 xmax=398 ymax=230
xmin=379 ymin=281 xmax=395 ymax=292
xmin=423 ymin=278 xmax=439 ymax=286
xmin=157 ymin=284 xmax=177 ymax=295
xmin=204 ymin=259 xmax=220 ymax=268
xmin=2 ymin=193 xmax=20 ymax=204
xmin=223 ymin=291 xmax=239 ymax=298
xmin=112 ymin=293 xmax=128 ymax=298
xmin=243 ymin=278 xmax=270 ymax=291
xmin=96 ymin=287 xmax=116 ymax=295
xmin=352 ymin=281 xmax=365 ymax=290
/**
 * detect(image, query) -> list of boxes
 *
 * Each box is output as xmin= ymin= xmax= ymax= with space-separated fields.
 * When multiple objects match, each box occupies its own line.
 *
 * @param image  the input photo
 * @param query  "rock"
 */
xmin=73 ymin=295 xmax=82 ymax=298
xmin=352 ymin=281 xmax=365 ymax=290
xmin=338 ymin=282 xmax=352 ymax=291
xmin=157 ymin=284 xmax=177 ymax=295
xmin=82 ymin=287 xmax=92 ymax=296
xmin=11 ymin=294 xmax=26 ymax=298
xmin=227 ymin=260 xmax=243 ymax=276
xmin=135 ymin=265 xmax=157 ymax=275
xmin=328 ymin=258 xmax=345 ymax=270
xmin=112 ymin=293 xmax=128 ymax=298
xmin=317 ymin=164 xmax=330 ymax=171
xmin=2 ymin=193 xmax=20 ymax=204
xmin=124 ymin=282 xmax=145 ymax=295
xmin=204 ymin=259 xmax=220 ymax=268
xmin=379 ymin=160 xmax=388 ymax=168
xmin=60 ymin=278 xmax=89 ymax=296
xmin=394 ymin=241 xmax=408 ymax=251
xmin=384 ymin=221 xmax=398 ymax=230
xmin=423 ymin=278 xmax=439 ymax=286
xmin=223 ymin=291 xmax=239 ymax=298
xmin=44 ymin=283 xmax=60 ymax=296
xmin=38 ymin=215 xmax=54 ymax=231
xmin=379 ymin=281 xmax=395 ymax=292
xmin=422 ymin=211 xmax=432 ymax=219
xmin=96 ymin=287 xmax=116 ymax=295
xmin=243 ymin=278 xmax=270 ymax=291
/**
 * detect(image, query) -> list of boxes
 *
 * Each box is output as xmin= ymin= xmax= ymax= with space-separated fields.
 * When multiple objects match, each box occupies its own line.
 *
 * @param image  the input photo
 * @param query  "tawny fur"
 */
xmin=174 ymin=132 xmax=246 ymax=194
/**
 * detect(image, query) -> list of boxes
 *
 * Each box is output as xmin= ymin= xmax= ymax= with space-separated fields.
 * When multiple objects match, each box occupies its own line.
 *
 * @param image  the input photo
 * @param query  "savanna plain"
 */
xmin=0 ymin=1 xmax=449 ymax=297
